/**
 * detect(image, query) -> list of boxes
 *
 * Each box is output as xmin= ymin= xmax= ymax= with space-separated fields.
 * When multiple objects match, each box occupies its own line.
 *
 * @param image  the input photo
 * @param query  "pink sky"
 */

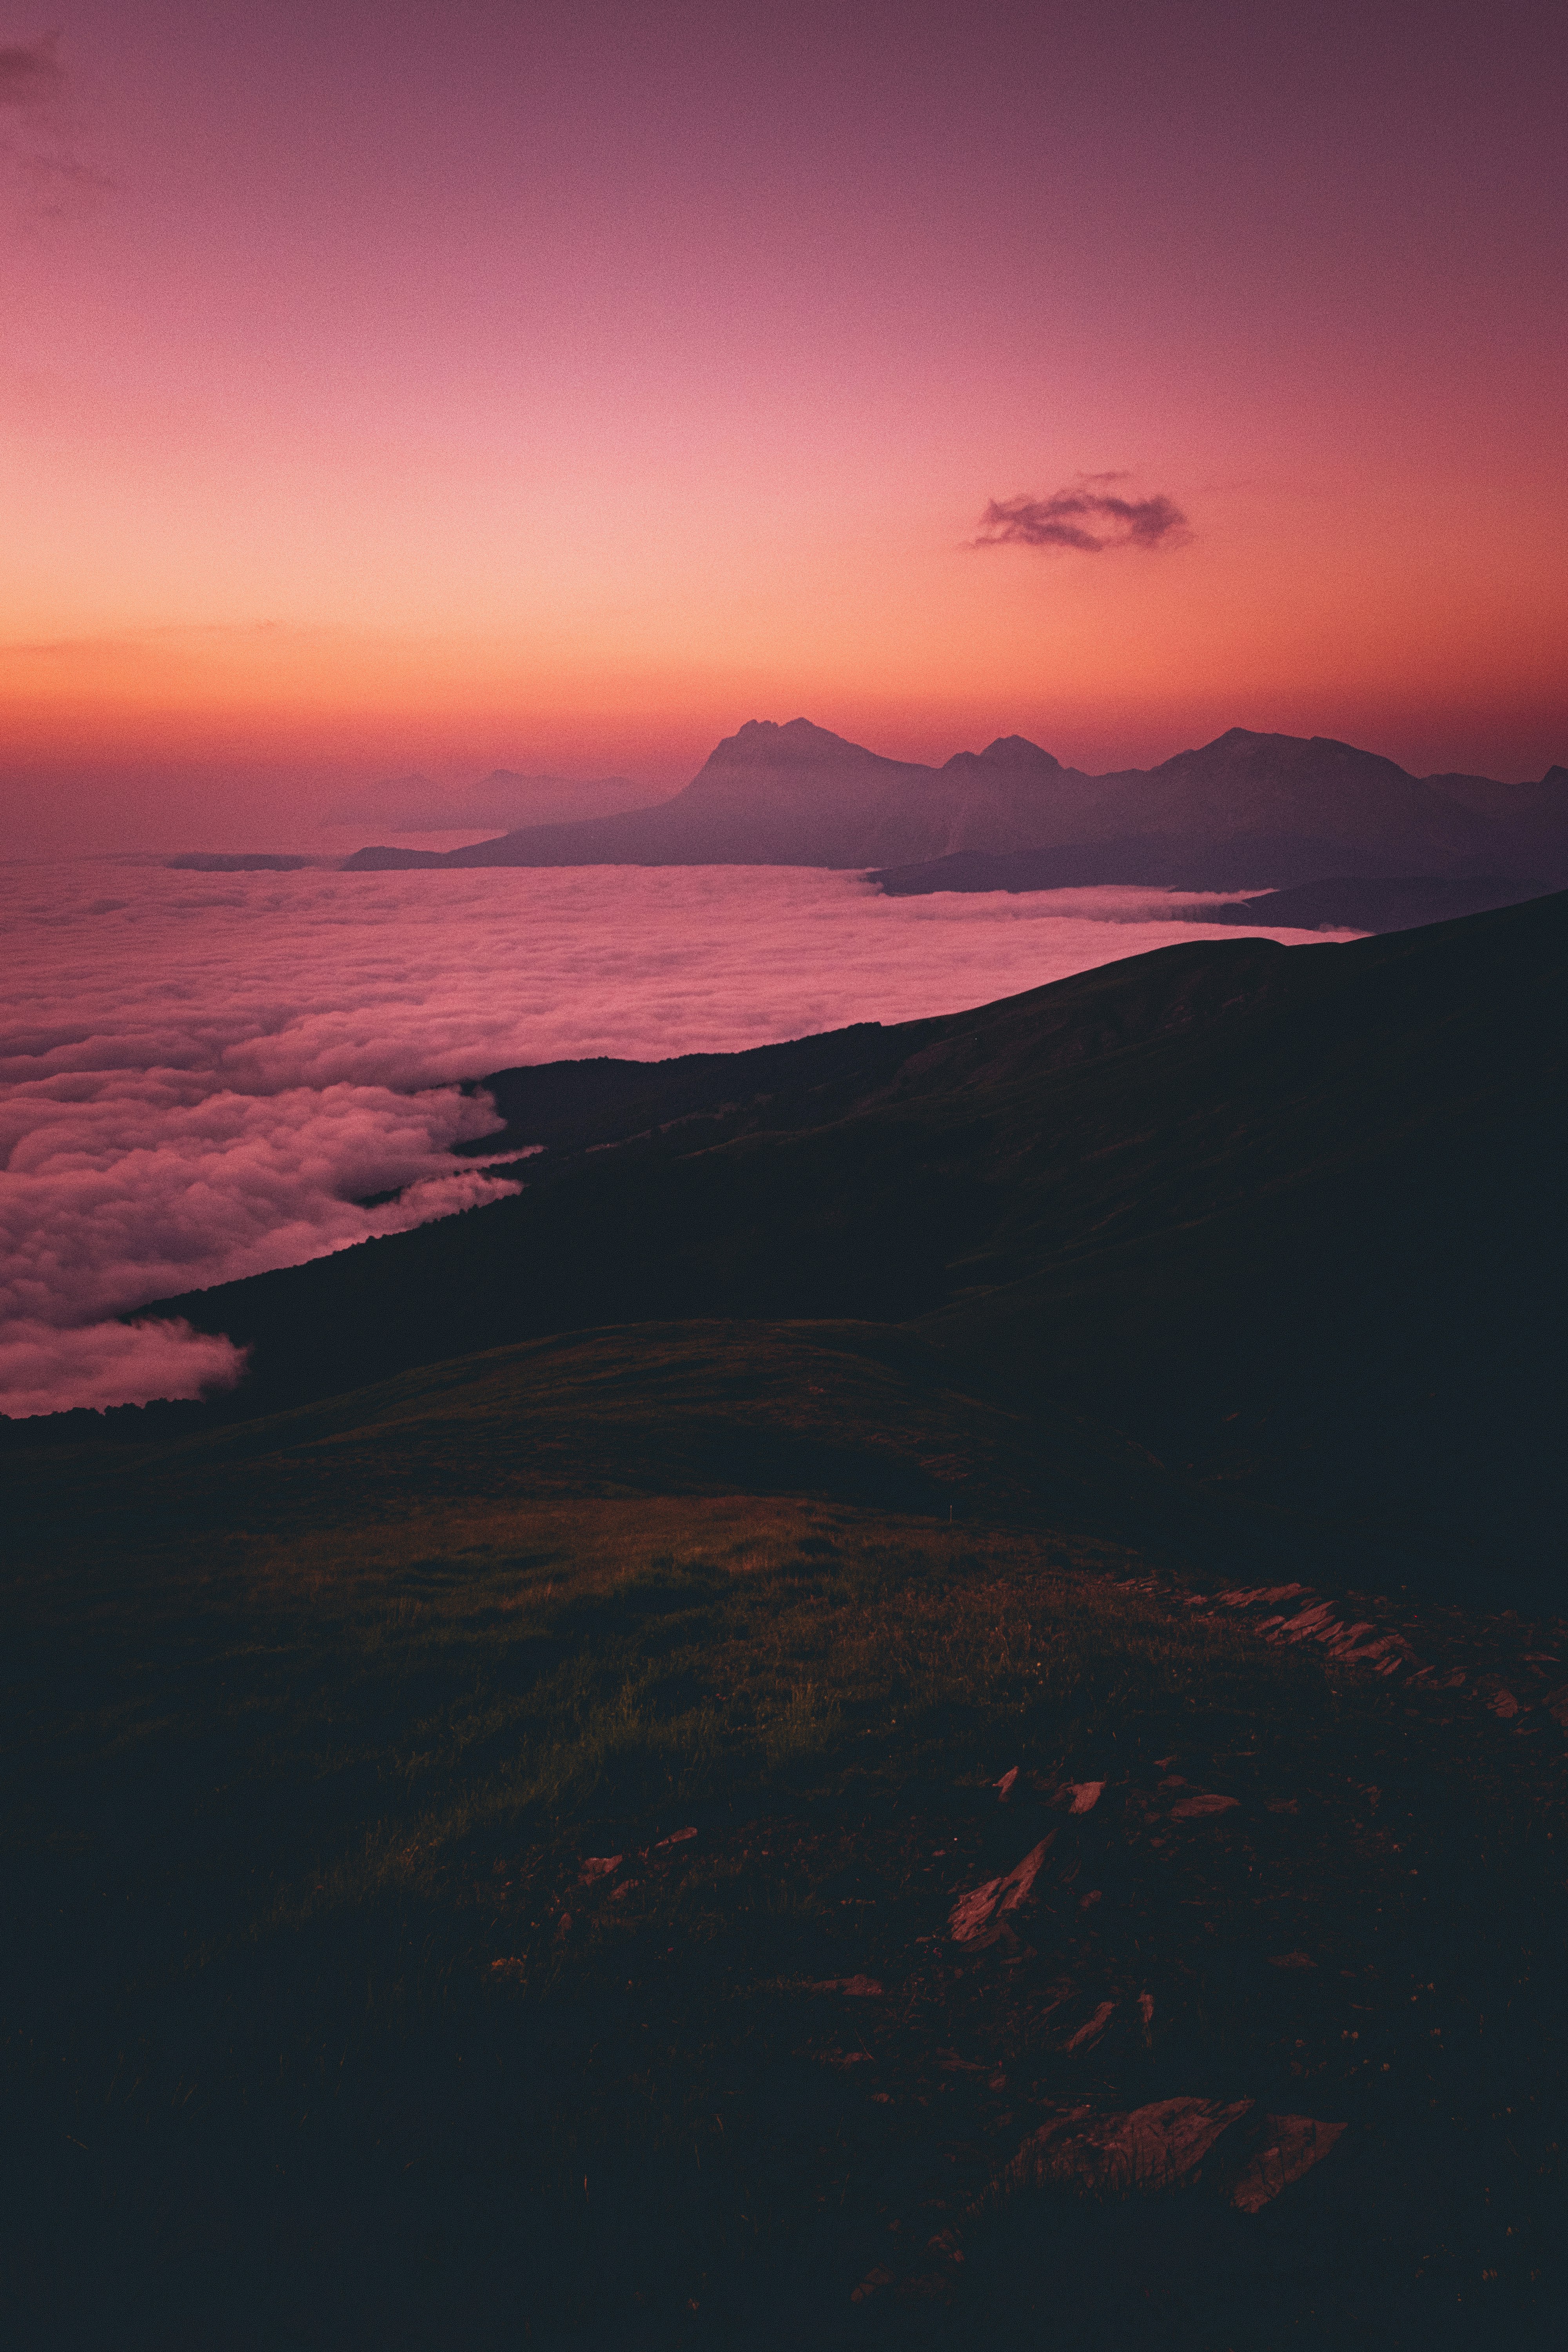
xmin=2 ymin=2 xmax=1566 ymax=849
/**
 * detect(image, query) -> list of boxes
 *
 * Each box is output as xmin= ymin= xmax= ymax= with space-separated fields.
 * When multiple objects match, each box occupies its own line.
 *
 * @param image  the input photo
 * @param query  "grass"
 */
xmin=5 ymin=904 xmax=1565 ymax=2347
xmin=115 ymin=893 xmax=1568 ymax=1586
xmin=5 ymin=1406 xmax=1566 ymax=2349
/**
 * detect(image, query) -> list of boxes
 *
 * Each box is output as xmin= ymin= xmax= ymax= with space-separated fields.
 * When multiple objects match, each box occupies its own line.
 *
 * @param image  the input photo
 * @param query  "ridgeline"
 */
xmin=94 ymin=887 xmax=1568 ymax=1588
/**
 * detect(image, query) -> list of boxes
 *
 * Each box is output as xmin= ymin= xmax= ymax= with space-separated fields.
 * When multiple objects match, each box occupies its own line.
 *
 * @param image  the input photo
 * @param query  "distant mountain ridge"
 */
xmin=1201 ymin=875 xmax=1553 ymax=935
xmin=341 ymin=719 xmax=1566 ymax=885
xmin=326 ymin=769 xmax=651 ymax=833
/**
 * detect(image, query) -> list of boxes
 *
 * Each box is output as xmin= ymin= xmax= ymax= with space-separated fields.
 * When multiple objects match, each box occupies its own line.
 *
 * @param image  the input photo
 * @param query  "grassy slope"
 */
xmin=6 ymin=896 xmax=1566 ymax=2347
xmin=116 ymin=891 xmax=1568 ymax=1583
xmin=5 ymin=1327 xmax=1566 ymax=2349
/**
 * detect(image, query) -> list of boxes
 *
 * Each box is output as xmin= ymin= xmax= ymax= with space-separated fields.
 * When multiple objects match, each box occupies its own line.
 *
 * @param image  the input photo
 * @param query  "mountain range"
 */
xmin=341 ymin=719 xmax=1567 ymax=887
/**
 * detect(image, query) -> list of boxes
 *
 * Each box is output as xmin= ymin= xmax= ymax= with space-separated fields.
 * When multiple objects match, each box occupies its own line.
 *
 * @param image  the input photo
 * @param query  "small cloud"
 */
xmin=19 ymin=147 xmax=111 ymax=215
xmin=973 ymin=479 xmax=1191 ymax=555
xmin=0 ymin=34 xmax=63 ymax=108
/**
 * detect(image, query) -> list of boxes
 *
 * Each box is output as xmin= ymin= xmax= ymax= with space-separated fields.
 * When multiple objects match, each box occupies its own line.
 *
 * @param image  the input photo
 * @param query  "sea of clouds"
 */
xmin=0 ymin=862 xmax=1355 ymax=1416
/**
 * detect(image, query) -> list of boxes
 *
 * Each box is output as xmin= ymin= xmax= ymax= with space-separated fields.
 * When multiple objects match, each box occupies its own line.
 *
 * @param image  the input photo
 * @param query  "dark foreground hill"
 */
xmin=8 ymin=1335 xmax=1568 ymax=2348
xmin=8 ymin=899 xmax=1568 ymax=2350
xmin=113 ymin=889 xmax=1568 ymax=1586
xmin=341 ymin=718 xmax=1567 ymax=885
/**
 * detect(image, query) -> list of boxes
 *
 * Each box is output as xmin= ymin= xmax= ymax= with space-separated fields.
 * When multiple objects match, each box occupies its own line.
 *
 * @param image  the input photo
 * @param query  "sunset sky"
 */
xmin=3 ymin=0 xmax=1565 ymax=849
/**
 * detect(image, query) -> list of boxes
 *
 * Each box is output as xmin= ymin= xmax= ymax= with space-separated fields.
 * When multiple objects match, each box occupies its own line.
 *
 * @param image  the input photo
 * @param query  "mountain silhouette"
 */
xmin=341 ymin=721 xmax=1566 ymax=885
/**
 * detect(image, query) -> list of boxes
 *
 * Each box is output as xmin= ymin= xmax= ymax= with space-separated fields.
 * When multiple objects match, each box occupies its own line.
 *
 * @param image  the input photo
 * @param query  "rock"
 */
xmin=578 ymin=1855 xmax=622 ymax=1885
xmin=1063 ymin=2000 xmax=1116 ymax=2051
xmin=655 ymin=1827 xmax=698 ymax=1847
xmin=1270 ymin=1601 xmax=1338 ymax=1643
xmin=949 ymin=1834 xmax=1056 ymax=1947
xmin=995 ymin=1766 xmax=1019 ymax=1802
xmin=1009 ymin=2096 xmax=1254 ymax=2192
xmin=1170 ymin=1793 xmax=1240 ymax=1820
xmin=1230 ymin=2114 xmax=1347 ymax=2212
xmin=1060 ymin=1780 xmax=1104 ymax=1814
xmin=949 ymin=1883 xmax=1004 ymax=1944
xmin=810 ymin=1975 xmax=884 ymax=1996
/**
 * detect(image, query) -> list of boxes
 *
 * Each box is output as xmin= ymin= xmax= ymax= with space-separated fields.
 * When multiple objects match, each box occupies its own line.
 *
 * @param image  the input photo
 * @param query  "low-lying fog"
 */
xmin=0 ymin=862 xmax=1357 ymax=1417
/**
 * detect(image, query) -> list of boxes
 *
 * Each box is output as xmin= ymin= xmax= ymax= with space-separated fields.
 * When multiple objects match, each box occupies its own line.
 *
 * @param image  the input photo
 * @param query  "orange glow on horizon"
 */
xmin=2 ymin=6 xmax=1564 ymax=849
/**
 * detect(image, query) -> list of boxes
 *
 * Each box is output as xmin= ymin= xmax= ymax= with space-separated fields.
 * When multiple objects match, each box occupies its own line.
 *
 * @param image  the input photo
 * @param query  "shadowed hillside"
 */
xmin=108 ymin=891 xmax=1568 ymax=1586
xmin=8 ymin=897 xmax=1568 ymax=2352
xmin=7 ymin=1304 xmax=1568 ymax=2351
xmin=869 ymin=863 xmax=1553 ymax=927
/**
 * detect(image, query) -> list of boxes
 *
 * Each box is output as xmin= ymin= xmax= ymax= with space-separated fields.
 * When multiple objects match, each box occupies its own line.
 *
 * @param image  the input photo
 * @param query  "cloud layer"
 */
xmin=0 ymin=862 xmax=1347 ymax=1414
xmin=975 ymin=483 xmax=1190 ymax=554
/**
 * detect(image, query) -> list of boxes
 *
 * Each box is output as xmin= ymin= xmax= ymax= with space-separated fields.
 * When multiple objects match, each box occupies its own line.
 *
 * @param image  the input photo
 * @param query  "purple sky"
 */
xmin=3 ymin=1 xmax=1565 ymax=849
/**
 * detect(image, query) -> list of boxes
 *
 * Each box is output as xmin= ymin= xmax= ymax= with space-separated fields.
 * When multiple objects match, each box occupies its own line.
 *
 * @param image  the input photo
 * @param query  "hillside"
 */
xmin=9 ymin=894 xmax=1568 ymax=2350
xmin=118 ymin=890 xmax=1568 ymax=1586
xmin=1203 ymin=876 xmax=1554 ymax=933
xmin=341 ymin=720 xmax=1568 ymax=884
xmin=9 ymin=1218 xmax=1568 ymax=2350
xmin=870 ymin=864 xmax=1555 ymax=926
xmin=11 ymin=1354 xmax=1567 ymax=2347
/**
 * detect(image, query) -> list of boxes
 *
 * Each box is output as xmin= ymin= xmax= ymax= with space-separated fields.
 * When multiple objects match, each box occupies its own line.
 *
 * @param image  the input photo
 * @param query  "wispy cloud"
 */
xmin=973 ymin=479 xmax=1191 ymax=554
xmin=1 ymin=32 xmax=111 ymax=219
xmin=0 ymin=34 xmax=64 ymax=107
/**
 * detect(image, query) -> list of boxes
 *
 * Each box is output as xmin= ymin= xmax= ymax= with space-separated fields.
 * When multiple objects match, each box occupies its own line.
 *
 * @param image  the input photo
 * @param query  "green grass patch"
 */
xmin=5 ymin=1471 xmax=1564 ymax=2348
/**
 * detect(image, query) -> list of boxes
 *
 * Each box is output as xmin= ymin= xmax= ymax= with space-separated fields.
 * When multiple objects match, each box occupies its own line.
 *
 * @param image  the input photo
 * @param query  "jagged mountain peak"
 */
xmin=982 ymin=735 xmax=1061 ymax=770
xmin=941 ymin=737 xmax=1062 ymax=780
xmin=706 ymin=717 xmax=881 ymax=766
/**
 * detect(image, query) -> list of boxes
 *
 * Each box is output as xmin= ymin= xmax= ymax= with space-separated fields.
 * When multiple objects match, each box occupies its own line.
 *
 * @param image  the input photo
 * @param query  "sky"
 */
xmin=2 ymin=0 xmax=1566 ymax=850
